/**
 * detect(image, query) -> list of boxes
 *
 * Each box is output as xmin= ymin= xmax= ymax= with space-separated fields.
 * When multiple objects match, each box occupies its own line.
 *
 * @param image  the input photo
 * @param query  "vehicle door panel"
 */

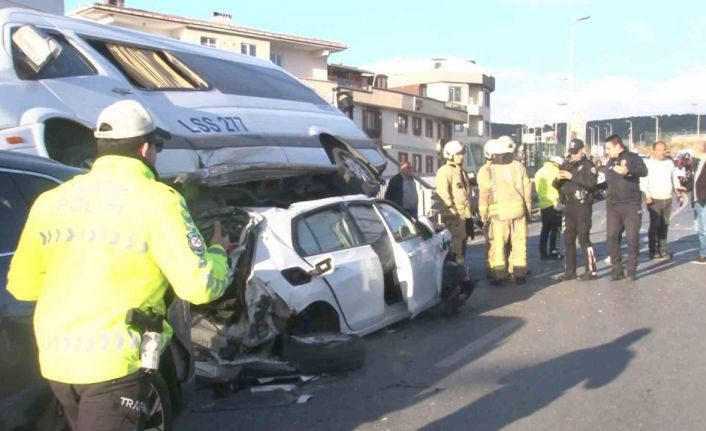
xmin=295 ymin=206 xmax=385 ymax=331
xmin=375 ymin=202 xmax=441 ymax=316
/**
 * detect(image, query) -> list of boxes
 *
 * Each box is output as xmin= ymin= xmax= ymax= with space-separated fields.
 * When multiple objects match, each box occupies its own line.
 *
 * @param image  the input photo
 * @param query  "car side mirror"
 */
xmin=308 ymin=257 xmax=334 ymax=277
xmin=12 ymin=25 xmax=62 ymax=74
xmin=416 ymin=216 xmax=434 ymax=239
xmin=399 ymin=225 xmax=411 ymax=239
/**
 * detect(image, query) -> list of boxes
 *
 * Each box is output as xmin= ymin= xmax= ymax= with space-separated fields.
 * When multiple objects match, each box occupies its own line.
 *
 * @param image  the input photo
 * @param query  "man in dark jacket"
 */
xmin=604 ymin=135 xmax=648 ymax=281
xmin=385 ymin=161 xmax=419 ymax=218
xmin=554 ymin=139 xmax=598 ymax=282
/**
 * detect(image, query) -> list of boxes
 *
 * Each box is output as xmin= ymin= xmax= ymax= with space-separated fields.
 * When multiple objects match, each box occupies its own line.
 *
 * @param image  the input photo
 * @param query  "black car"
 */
xmin=0 ymin=151 xmax=193 ymax=431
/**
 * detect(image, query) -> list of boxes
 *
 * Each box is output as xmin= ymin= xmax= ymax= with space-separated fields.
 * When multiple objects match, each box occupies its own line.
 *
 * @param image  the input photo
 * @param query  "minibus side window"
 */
xmin=11 ymin=31 xmax=96 ymax=80
xmin=85 ymin=39 xmax=207 ymax=91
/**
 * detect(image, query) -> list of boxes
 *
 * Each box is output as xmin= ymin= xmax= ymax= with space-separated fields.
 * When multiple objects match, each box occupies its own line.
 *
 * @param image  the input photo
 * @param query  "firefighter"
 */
xmin=7 ymin=100 xmax=230 ymax=430
xmin=436 ymin=140 xmax=473 ymax=264
xmin=553 ymin=139 xmax=599 ymax=282
xmin=477 ymin=135 xmax=532 ymax=284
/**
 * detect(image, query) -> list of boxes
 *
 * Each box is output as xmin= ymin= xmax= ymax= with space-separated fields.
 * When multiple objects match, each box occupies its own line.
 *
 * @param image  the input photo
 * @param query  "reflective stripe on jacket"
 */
xmin=435 ymin=161 xmax=472 ymax=220
xmin=7 ymin=156 xmax=228 ymax=384
xmin=478 ymin=159 xmax=532 ymax=221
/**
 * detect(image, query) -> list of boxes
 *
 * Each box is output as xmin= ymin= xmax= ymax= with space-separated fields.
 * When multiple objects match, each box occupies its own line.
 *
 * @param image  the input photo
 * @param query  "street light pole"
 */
xmin=693 ymin=103 xmax=701 ymax=139
xmin=566 ymin=15 xmax=591 ymax=148
xmin=625 ymin=120 xmax=633 ymax=149
xmin=606 ymin=122 xmax=613 ymax=137
xmin=652 ymin=116 xmax=660 ymax=142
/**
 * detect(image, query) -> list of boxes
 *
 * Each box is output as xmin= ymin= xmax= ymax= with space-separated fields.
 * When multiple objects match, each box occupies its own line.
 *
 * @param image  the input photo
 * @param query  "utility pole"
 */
xmin=566 ymin=15 xmax=591 ymax=148
xmin=625 ymin=120 xmax=633 ymax=150
xmin=693 ymin=103 xmax=701 ymax=139
xmin=652 ymin=116 xmax=660 ymax=142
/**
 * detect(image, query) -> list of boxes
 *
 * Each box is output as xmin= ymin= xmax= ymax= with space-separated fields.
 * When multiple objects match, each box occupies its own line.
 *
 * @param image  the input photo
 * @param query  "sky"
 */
xmin=64 ymin=0 xmax=706 ymax=124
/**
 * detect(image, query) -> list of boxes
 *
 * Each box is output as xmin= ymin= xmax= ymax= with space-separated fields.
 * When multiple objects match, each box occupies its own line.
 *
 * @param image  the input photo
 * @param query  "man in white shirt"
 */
xmin=640 ymin=141 xmax=685 ymax=259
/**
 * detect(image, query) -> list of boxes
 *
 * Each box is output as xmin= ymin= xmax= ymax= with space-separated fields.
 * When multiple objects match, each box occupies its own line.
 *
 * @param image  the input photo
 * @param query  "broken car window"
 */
xmin=12 ymin=30 xmax=96 ymax=80
xmin=172 ymin=51 xmax=325 ymax=104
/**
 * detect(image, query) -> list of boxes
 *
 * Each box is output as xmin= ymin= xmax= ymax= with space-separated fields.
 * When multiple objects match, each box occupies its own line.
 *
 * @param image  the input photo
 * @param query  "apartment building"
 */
xmin=368 ymin=58 xmax=495 ymax=173
xmin=304 ymin=64 xmax=468 ymax=180
xmin=71 ymin=1 xmax=347 ymax=80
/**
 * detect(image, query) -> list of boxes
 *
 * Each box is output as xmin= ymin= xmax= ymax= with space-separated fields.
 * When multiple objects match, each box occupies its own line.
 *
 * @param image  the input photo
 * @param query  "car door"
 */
xmin=294 ymin=205 xmax=385 ymax=331
xmin=375 ymin=202 xmax=441 ymax=316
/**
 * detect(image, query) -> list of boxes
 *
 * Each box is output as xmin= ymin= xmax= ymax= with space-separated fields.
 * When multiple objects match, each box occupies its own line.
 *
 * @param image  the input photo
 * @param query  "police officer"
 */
xmin=436 ymin=140 xmax=472 ymax=264
xmin=554 ymin=139 xmax=598 ymax=282
xmin=478 ymin=136 xmax=532 ymax=284
xmin=604 ymin=134 xmax=648 ymax=281
xmin=7 ymin=100 xmax=230 ymax=431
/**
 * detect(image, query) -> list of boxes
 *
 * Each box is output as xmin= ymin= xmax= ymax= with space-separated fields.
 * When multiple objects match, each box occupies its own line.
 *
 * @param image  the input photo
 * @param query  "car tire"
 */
xmin=282 ymin=333 xmax=365 ymax=374
xmin=143 ymin=372 xmax=174 ymax=431
xmin=329 ymin=146 xmax=380 ymax=196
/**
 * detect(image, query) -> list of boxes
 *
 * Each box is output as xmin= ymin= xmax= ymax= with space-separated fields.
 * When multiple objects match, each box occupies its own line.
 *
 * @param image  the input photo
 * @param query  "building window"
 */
xmin=448 ymin=86 xmax=462 ymax=103
xmin=484 ymin=120 xmax=491 ymax=137
xmin=362 ymin=108 xmax=382 ymax=139
xmin=412 ymin=154 xmax=422 ymax=173
xmin=270 ymin=52 xmax=283 ymax=67
xmin=398 ymin=152 xmax=409 ymax=164
xmin=241 ymin=43 xmax=257 ymax=57
xmin=412 ymin=117 xmax=422 ymax=136
xmin=453 ymin=122 xmax=464 ymax=133
xmin=425 ymin=155 xmax=434 ymax=174
xmin=374 ymin=75 xmax=387 ymax=89
xmin=425 ymin=119 xmax=434 ymax=139
xmin=397 ymin=114 xmax=409 ymax=134
xmin=200 ymin=37 xmax=217 ymax=48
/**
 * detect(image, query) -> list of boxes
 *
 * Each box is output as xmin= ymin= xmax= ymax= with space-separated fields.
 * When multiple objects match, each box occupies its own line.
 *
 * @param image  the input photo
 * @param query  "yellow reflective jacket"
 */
xmin=436 ymin=161 xmax=472 ymax=220
xmin=478 ymin=159 xmax=532 ymax=221
xmin=7 ymin=156 xmax=228 ymax=384
xmin=534 ymin=162 xmax=560 ymax=210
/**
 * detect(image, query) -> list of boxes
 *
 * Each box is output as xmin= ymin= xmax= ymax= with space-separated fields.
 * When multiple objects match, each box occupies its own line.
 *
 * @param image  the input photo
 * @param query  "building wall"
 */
xmin=179 ymin=28 xmax=270 ymax=60
xmin=270 ymin=46 xmax=328 ymax=80
xmin=1 ymin=0 xmax=63 ymax=14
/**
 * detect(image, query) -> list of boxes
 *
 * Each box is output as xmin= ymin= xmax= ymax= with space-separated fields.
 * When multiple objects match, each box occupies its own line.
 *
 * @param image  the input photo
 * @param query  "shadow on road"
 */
xmin=420 ymin=328 xmax=652 ymax=431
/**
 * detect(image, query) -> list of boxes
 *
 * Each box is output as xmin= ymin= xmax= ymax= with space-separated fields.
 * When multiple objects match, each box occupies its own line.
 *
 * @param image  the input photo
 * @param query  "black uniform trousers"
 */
xmin=563 ymin=202 xmax=594 ymax=276
xmin=647 ymin=198 xmax=672 ymax=257
xmin=50 ymin=371 xmax=147 ymax=431
xmin=539 ymin=207 xmax=563 ymax=257
xmin=607 ymin=202 xmax=642 ymax=277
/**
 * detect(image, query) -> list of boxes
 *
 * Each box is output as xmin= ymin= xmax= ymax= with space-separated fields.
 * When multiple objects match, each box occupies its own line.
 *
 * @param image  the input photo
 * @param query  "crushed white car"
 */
xmin=174 ymin=164 xmax=473 ymax=380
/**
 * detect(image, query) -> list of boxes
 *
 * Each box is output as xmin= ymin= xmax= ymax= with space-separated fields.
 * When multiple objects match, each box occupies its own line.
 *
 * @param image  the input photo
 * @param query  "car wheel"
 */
xmin=282 ymin=333 xmax=365 ymax=374
xmin=330 ymin=147 xmax=380 ymax=196
xmin=143 ymin=372 xmax=174 ymax=431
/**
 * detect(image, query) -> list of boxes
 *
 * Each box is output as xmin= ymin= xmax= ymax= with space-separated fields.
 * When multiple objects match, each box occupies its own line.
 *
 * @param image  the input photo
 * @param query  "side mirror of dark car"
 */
xmin=416 ymin=217 xmax=434 ymax=240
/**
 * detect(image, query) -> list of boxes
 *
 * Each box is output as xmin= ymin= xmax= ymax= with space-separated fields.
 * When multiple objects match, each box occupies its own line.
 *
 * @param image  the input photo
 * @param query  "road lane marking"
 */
xmin=434 ymin=319 xmax=523 ymax=368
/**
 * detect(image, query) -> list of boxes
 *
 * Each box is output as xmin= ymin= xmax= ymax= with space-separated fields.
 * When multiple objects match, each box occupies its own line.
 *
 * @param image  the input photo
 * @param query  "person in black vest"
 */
xmin=691 ymin=140 xmax=706 ymax=264
xmin=604 ymin=135 xmax=648 ymax=281
xmin=554 ymin=139 xmax=598 ymax=282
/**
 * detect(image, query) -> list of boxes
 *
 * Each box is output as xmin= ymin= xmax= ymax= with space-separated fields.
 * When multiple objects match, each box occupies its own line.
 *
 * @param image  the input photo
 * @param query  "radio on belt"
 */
xmin=125 ymin=308 xmax=164 ymax=371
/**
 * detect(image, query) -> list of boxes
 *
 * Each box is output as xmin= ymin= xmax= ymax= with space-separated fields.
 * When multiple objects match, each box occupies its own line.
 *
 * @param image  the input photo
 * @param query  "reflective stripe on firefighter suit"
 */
xmin=7 ymin=156 xmax=229 ymax=384
xmin=436 ymin=161 xmax=472 ymax=263
xmin=477 ymin=159 xmax=532 ymax=279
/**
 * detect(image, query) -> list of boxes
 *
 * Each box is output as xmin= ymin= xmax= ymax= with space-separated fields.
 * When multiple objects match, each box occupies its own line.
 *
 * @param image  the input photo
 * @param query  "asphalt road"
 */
xmin=176 ymin=199 xmax=705 ymax=431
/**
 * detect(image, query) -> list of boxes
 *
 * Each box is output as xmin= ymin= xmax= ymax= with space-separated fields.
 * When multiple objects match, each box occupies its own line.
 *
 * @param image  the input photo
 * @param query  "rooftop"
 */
xmin=71 ymin=3 xmax=348 ymax=52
